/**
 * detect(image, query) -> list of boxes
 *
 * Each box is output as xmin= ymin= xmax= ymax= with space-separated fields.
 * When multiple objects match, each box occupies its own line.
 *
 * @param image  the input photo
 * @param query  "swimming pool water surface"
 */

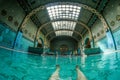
xmin=0 ymin=48 xmax=120 ymax=80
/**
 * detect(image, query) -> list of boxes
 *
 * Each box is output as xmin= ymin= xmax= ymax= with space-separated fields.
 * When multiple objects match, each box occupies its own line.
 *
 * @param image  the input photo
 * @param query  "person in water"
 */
xmin=49 ymin=65 xmax=87 ymax=80
xmin=76 ymin=65 xmax=87 ymax=80
xmin=49 ymin=65 xmax=60 ymax=80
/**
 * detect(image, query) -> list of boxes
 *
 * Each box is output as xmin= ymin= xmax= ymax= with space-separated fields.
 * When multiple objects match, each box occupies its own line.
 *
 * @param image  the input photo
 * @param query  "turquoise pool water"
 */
xmin=0 ymin=48 xmax=120 ymax=80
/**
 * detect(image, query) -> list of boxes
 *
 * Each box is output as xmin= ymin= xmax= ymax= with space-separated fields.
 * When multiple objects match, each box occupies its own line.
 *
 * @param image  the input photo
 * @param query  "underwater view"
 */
xmin=0 ymin=47 xmax=120 ymax=80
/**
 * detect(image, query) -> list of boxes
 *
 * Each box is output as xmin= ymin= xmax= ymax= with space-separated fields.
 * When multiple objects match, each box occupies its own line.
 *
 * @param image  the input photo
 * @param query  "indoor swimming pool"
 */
xmin=0 ymin=47 xmax=120 ymax=80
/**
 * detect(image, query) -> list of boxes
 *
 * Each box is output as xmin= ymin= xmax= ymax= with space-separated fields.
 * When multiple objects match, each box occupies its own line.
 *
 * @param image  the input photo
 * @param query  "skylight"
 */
xmin=46 ymin=3 xmax=81 ymax=20
xmin=52 ymin=21 xmax=76 ymax=30
xmin=55 ymin=31 xmax=73 ymax=36
xmin=46 ymin=2 xmax=81 ymax=37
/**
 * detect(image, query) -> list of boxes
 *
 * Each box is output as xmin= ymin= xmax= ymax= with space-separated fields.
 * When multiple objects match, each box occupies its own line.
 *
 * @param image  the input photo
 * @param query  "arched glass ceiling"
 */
xmin=46 ymin=2 xmax=81 ymax=36
xmin=52 ymin=21 xmax=76 ymax=30
xmin=55 ymin=30 xmax=73 ymax=36
xmin=46 ymin=4 xmax=81 ymax=20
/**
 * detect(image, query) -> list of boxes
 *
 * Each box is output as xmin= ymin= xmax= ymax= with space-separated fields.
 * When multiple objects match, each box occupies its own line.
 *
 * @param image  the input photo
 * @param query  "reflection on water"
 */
xmin=0 ymin=48 xmax=120 ymax=80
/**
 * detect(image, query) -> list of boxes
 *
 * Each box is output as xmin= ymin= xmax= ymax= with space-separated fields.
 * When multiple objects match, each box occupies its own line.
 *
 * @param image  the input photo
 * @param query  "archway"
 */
xmin=17 ymin=2 xmax=117 ymax=50
xmin=35 ymin=37 xmax=44 ymax=48
xmin=35 ymin=20 xmax=92 ymax=42
xmin=45 ymin=29 xmax=83 ymax=41
xmin=45 ymin=30 xmax=84 ymax=51
xmin=60 ymin=44 xmax=68 ymax=55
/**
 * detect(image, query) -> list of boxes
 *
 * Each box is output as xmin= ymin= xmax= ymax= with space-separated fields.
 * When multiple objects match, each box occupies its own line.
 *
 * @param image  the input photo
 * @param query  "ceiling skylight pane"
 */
xmin=46 ymin=3 xmax=81 ymax=20
xmin=73 ymin=6 xmax=77 ymax=9
xmin=66 ymin=5 xmax=69 ymax=8
xmin=62 ymin=5 xmax=65 ymax=7
xmin=55 ymin=31 xmax=73 ymax=36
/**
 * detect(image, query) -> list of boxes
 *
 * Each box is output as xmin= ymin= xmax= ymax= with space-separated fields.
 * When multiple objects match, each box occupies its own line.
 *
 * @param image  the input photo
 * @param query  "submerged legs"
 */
xmin=49 ymin=65 xmax=60 ymax=80
xmin=76 ymin=65 xmax=87 ymax=80
xmin=49 ymin=65 xmax=87 ymax=80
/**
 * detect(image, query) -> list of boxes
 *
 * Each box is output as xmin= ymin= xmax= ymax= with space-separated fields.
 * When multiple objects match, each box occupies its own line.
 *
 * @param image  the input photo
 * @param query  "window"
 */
xmin=46 ymin=2 xmax=81 ymax=36
xmin=46 ymin=4 xmax=81 ymax=20
xmin=52 ymin=21 xmax=76 ymax=30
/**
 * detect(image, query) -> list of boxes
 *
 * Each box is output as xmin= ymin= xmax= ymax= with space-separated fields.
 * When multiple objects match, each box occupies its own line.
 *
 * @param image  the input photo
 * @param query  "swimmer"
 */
xmin=76 ymin=65 xmax=87 ymax=80
xmin=49 ymin=65 xmax=60 ymax=80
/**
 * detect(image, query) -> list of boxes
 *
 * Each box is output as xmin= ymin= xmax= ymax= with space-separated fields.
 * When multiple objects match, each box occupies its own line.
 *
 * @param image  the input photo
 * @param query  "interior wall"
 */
xmin=0 ymin=0 xmax=42 ymax=51
xmin=91 ymin=0 xmax=120 ymax=51
xmin=0 ymin=0 xmax=25 ymax=31
xmin=50 ymin=36 xmax=78 ymax=54
xmin=0 ymin=23 xmax=16 ymax=48
xmin=0 ymin=23 xmax=34 ymax=51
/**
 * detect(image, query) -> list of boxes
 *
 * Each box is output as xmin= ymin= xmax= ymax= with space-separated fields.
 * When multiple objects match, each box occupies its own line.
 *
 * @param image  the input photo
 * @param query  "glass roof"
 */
xmin=55 ymin=30 xmax=73 ymax=36
xmin=52 ymin=21 xmax=76 ymax=30
xmin=46 ymin=2 xmax=81 ymax=37
xmin=46 ymin=4 xmax=81 ymax=20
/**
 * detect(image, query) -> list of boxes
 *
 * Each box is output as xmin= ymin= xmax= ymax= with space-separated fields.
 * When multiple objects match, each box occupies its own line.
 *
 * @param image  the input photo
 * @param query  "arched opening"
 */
xmin=45 ymin=29 xmax=83 ymax=41
xmin=36 ymin=20 xmax=92 ymax=42
xmin=84 ymin=37 xmax=91 ymax=48
xmin=50 ymin=36 xmax=78 ymax=55
xmin=18 ymin=2 xmax=112 ymax=51
xmin=35 ymin=37 xmax=44 ymax=48
xmin=60 ymin=44 xmax=68 ymax=55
